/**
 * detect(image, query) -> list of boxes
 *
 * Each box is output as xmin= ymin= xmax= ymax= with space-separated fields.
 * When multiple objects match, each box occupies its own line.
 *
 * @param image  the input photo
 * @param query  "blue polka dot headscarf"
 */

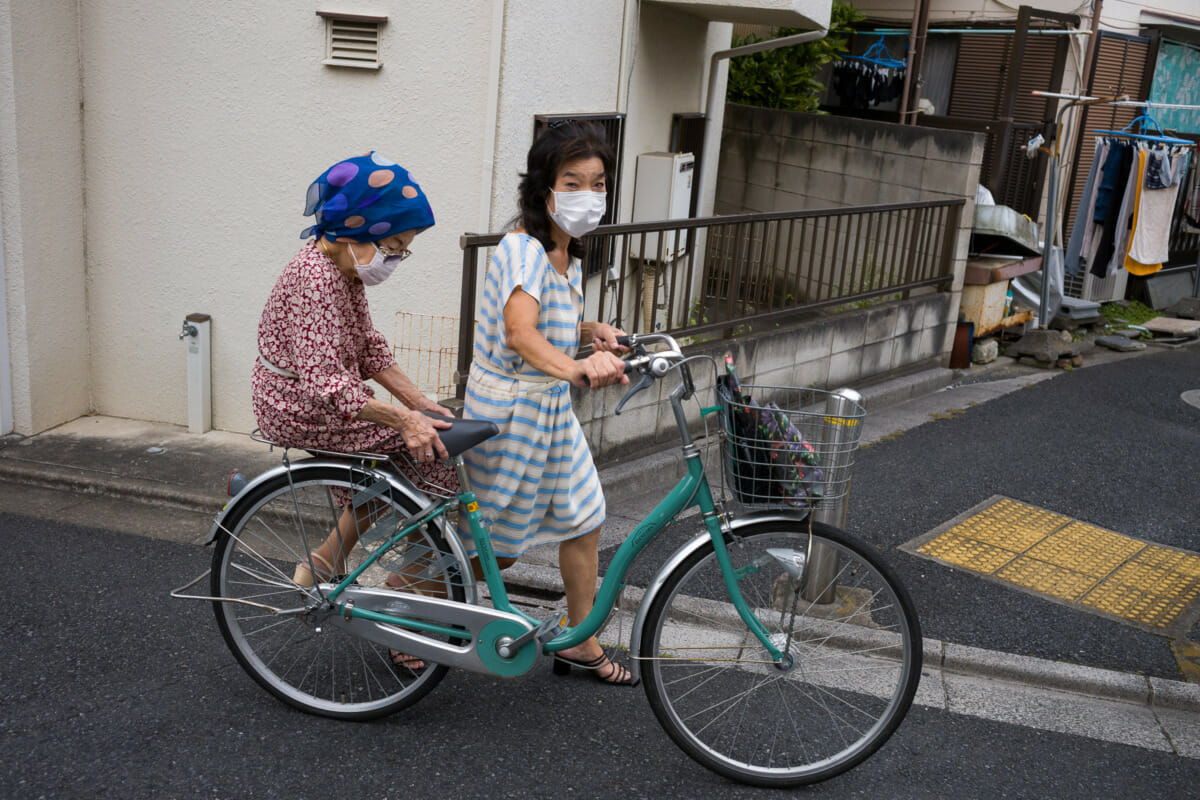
xmin=300 ymin=152 xmax=434 ymax=242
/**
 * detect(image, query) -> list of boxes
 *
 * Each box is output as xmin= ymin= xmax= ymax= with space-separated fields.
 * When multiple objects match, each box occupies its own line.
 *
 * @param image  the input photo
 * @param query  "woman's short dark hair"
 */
xmin=515 ymin=120 xmax=616 ymax=260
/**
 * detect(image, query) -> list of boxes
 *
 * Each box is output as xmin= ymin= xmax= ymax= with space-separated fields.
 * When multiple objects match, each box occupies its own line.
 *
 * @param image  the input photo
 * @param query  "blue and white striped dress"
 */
xmin=462 ymin=232 xmax=605 ymax=558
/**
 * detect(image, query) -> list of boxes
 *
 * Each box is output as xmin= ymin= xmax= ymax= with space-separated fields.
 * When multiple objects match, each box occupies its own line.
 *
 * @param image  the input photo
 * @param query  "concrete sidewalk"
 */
xmin=2 ymin=343 xmax=1199 ymax=734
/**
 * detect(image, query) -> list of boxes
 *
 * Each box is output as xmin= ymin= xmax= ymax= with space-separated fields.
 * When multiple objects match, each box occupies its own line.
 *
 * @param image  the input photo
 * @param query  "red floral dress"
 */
xmin=252 ymin=241 xmax=457 ymax=494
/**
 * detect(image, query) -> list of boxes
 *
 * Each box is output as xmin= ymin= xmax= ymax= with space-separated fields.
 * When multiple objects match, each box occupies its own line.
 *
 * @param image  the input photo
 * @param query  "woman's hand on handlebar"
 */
xmin=591 ymin=323 xmax=629 ymax=354
xmin=574 ymin=351 xmax=629 ymax=390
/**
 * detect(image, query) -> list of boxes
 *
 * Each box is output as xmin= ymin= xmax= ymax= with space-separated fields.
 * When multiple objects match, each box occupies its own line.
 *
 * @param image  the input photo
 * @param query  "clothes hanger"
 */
xmin=841 ymin=36 xmax=907 ymax=70
xmin=1094 ymin=113 xmax=1190 ymax=145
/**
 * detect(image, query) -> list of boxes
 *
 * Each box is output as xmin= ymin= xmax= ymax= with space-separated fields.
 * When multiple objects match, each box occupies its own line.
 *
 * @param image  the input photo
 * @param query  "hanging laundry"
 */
xmin=1183 ymin=155 xmax=1200 ymax=233
xmin=1125 ymin=146 xmax=1189 ymax=274
xmin=1077 ymin=139 xmax=1109 ymax=270
xmin=1090 ymin=141 xmax=1134 ymax=278
xmin=831 ymin=60 xmax=906 ymax=110
xmin=1064 ymin=139 xmax=1106 ymax=276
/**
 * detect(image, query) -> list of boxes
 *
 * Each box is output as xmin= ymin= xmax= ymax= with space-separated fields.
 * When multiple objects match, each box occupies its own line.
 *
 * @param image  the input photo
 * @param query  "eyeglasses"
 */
xmin=375 ymin=242 xmax=412 ymax=262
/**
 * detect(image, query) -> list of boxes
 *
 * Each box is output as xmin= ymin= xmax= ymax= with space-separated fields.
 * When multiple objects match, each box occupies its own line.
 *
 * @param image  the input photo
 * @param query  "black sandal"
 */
xmin=552 ymin=651 xmax=639 ymax=686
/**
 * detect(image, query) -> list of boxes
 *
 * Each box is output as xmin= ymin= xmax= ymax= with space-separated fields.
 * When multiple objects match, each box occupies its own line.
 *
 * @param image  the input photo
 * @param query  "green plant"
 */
xmin=726 ymin=1 xmax=865 ymax=113
xmin=1099 ymin=300 xmax=1157 ymax=340
xmin=1099 ymin=300 xmax=1156 ymax=326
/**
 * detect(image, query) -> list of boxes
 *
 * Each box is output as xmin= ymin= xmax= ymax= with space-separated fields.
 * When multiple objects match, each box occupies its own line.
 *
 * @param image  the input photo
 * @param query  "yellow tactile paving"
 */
xmin=949 ymin=497 xmax=1071 ymax=551
xmin=1026 ymin=522 xmax=1143 ymax=578
xmin=996 ymin=557 xmax=1096 ymax=602
xmin=918 ymin=533 xmax=1017 ymax=573
xmin=914 ymin=496 xmax=1200 ymax=634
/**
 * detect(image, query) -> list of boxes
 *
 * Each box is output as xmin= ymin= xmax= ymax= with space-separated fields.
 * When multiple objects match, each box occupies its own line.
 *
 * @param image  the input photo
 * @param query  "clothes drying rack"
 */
xmin=1029 ymin=91 xmax=1200 ymax=322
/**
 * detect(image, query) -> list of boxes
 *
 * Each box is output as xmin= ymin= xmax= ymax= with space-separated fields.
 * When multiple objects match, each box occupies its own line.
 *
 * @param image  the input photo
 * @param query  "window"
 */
xmin=317 ymin=11 xmax=386 ymax=70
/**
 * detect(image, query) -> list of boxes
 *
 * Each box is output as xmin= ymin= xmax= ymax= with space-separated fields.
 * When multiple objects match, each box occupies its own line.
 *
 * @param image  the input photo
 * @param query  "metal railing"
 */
xmin=456 ymin=198 xmax=964 ymax=398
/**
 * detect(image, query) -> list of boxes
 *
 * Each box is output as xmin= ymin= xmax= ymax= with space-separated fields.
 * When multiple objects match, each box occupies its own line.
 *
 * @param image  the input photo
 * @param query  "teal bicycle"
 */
xmin=193 ymin=332 xmax=921 ymax=787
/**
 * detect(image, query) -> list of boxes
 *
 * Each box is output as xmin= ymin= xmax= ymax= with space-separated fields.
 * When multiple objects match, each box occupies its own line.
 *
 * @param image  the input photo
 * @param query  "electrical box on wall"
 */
xmin=632 ymin=152 xmax=694 ymax=263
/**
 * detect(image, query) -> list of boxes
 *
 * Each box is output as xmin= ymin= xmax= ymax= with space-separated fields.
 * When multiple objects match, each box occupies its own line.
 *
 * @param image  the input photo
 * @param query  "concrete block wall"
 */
xmin=716 ymin=103 xmax=985 ymax=212
xmin=577 ymin=292 xmax=953 ymax=466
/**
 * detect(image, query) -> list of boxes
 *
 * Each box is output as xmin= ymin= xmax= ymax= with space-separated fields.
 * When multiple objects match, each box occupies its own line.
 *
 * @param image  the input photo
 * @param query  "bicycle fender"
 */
xmin=628 ymin=509 xmax=810 ymax=683
xmin=203 ymin=458 xmax=439 ymax=546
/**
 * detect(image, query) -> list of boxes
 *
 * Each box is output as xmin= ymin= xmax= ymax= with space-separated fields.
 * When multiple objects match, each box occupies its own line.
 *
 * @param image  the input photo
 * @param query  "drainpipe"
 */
xmin=478 ymin=0 xmax=505 ymax=234
xmin=1079 ymin=0 xmax=1103 ymax=88
xmin=899 ymin=0 xmax=931 ymax=125
xmin=696 ymin=29 xmax=828 ymax=220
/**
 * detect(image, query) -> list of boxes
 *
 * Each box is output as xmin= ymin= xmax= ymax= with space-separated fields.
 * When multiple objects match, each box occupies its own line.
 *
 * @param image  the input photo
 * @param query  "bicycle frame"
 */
xmin=317 ymin=372 xmax=788 ymax=677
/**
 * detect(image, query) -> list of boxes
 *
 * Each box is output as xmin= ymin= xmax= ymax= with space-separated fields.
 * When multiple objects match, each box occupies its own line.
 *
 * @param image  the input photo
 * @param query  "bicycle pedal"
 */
xmin=534 ymin=616 xmax=567 ymax=646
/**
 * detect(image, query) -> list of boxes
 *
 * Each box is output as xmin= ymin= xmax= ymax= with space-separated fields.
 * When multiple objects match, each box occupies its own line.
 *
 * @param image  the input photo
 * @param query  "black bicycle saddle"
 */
xmin=422 ymin=411 xmax=499 ymax=458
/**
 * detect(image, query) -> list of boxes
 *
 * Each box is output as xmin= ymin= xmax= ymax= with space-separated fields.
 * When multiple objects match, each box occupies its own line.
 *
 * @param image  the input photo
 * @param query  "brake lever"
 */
xmin=614 ymin=371 xmax=654 ymax=415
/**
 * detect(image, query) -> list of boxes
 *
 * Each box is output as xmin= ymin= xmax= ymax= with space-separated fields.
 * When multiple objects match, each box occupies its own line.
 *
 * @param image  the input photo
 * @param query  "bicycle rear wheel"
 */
xmin=210 ymin=464 xmax=468 ymax=720
xmin=640 ymin=519 xmax=921 ymax=787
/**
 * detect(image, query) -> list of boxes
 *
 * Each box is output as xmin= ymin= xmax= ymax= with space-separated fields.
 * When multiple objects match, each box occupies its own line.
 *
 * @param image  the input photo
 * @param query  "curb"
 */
xmin=505 ymin=558 xmax=1200 ymax=713
xmin=0 ymin=457 xmax=225 ymax=512
xmin=932 ymin=640 xmax=1200 ymax=713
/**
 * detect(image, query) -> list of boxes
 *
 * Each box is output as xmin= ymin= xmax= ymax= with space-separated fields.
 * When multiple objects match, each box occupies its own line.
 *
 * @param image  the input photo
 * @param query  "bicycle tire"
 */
xmin=640 ymin=519 xmax=921 ymax=787
xmin=210 ymin=464 xmax=468 ymax=720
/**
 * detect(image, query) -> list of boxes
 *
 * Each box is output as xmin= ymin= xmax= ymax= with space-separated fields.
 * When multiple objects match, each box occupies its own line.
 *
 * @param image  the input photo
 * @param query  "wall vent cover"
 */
xmin=317 ymin=12 xmax=386 ymax=70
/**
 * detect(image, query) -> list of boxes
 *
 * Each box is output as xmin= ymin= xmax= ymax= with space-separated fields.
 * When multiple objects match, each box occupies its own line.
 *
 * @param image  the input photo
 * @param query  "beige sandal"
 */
xmin=292 ymin=552 xmax=343 ymax=587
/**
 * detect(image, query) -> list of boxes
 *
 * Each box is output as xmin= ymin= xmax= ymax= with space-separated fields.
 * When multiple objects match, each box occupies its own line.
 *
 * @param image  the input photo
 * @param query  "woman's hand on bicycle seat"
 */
xmin=574 ymin=351 xmax=629 ymax=390
xmin=397 ymin=407 xmax=452 ymax=462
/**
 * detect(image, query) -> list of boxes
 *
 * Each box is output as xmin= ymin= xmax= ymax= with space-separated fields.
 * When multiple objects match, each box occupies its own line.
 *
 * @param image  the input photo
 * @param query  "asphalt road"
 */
xmin=845 ymin=345 xmax=1200 ymax=681
xmin=2 ymin=512 xmax=1196 ymax=799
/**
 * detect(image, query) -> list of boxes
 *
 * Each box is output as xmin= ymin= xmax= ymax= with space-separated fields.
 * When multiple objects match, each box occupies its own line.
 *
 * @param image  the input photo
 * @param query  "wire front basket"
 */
xmin=716 ymin=384 xmax=866 ymax=510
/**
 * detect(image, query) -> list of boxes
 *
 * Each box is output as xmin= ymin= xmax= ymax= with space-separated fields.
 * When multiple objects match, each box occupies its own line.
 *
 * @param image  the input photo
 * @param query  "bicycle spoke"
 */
xmin=642 ymin=522 xmax=920 ymax=786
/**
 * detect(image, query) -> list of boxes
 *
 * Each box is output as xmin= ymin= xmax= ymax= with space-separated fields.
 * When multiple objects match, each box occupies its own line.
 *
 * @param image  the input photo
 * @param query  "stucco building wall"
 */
xmin=2 ymin=0 xmax=789 ymax=436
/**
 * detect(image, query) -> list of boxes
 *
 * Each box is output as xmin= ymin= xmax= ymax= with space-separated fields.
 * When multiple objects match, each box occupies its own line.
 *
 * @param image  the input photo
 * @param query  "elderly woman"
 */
xmin=463 ymin=122 xmax=633 ymax=685
xmin=252 ymin=152 xmax=455 ymax=639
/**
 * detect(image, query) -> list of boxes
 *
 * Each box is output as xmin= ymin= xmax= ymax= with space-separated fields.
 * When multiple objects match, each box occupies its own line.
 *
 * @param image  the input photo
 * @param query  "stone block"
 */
xmin=1142 ymin=271 xmax=1195 ymax=310
xmin=894 ymin=300 xmax=924 ymax=335
xmin=1166 ymin=296 xmax=1200 ymax=320
xmin=892 ymin=329 xmax=925 ymax=367
xmin=743 ymin=183 xmax=776 ymax=213
xmin=717 ymin=143 xmax=748 ymax=181
xmin=845 ymin=146 xmax=886 ymax=182
xmin=859 ymin=339 xmax=893 ymax=376
xmin=747 ymin=156 xmax=778 ymax=189
xmin=893 ymin=157 xmax=926 ymax=192
xmin=829 ymin=311 xmax=867 ymax=353
xmin=1007 ymin=329 xmax=1073 ymax=362
xmin=865 ymin=305 xmax=900 ymax=344
xmin=971 ymin=337 xmax=999 ymax=364
xmin=790 ymin=357 xmax=829 ymax=390
xmin=713 ymin=179 xmax=746 ymax=214
xmin=828 ymin=348 xmax=862 ymax=386
xmin=776 ymin=162 xmax=810 ymax=194
xmin=841 ymin=174 xmax=883 ymax=207
xmin=778 ymin=138 xmax=814 ymax=169
xmin=1096 ymin=335 xmax=1146 ymax=352
xmin=807 ymin=141 xmax=848 ymax=177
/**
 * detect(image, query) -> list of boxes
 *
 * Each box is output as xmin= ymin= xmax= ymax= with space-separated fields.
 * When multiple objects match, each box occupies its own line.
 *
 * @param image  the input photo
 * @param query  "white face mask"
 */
xmin=548 ymin=190 xmax=606 ymax=239
xmin=352 ymin=243 xmax=402 ymax=286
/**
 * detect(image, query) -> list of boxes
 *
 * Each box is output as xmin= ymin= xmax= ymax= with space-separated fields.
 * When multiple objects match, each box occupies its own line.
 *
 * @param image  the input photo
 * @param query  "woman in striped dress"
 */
xmin=463 ymin=122 xmax=634 ymax=685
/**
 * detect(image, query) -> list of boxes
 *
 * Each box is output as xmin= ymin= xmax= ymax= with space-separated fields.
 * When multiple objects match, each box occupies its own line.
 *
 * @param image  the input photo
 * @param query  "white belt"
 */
xmin=470 ymin=362 xmax=567 ymax=396
xmin=258 ymin=353 xmax=299 ymax=379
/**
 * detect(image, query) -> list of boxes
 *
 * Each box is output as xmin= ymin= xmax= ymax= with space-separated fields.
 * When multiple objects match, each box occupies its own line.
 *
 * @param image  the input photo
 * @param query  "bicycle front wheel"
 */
xmin=640 ymin=519 xmax=921 ymax=787
xmin=210 ymin=464 xmax=468 ymax=720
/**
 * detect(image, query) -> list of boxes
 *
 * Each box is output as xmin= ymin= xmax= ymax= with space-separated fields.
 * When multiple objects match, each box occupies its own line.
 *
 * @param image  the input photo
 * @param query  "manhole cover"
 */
xmin=1183 ymin=390 xmax=1200 ymax=411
